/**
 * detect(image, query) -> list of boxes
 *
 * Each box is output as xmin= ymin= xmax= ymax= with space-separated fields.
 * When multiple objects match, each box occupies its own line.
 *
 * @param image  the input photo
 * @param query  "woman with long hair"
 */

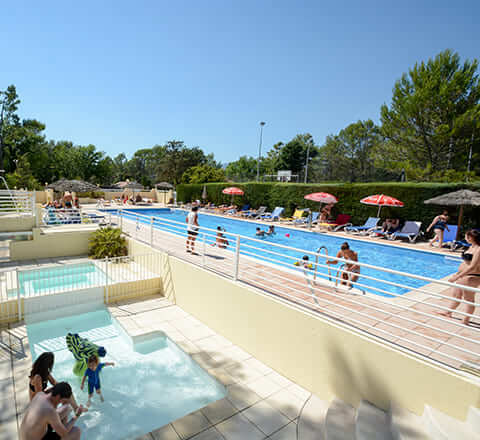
xmin=439 ymin=229 xmax=480 ymax=325
xmin=29 ymin=352 xmax=86 ymax=417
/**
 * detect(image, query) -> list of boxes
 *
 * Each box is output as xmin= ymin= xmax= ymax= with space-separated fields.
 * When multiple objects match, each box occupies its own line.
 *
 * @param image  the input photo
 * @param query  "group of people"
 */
xmin=255 ymin=225 xmax=275 ymax=237
xmin=295 ymin=242 xmax=360 ymax=288
xmin=20 ymin=350 xmax=115 ymax=440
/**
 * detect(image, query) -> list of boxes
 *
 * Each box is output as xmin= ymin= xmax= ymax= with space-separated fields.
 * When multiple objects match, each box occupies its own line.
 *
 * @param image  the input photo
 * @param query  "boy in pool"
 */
xmin=256 ymin=227 xmax=266 ymax=237
xmin=266 ymin=225 xmax=275 ymax=235
xmin=215 ymin=226 xmax=229 ymax=248
xmin=294 ymin=255 xmax=313 ymax=269
xmin=80 ymin=354 xmax=115 ymax=407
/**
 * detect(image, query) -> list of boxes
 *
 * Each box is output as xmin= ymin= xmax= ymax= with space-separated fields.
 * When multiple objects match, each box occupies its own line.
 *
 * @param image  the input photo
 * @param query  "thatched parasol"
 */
xmin=47 ymin=179 xmax=97 ymax=193
xmin=424 ymin=189 xmax=480 ymax=239
xmin=155 ymin=182 xmax=173 ymax=190
xmin=114 ymin=180 xmax=144 ymax=190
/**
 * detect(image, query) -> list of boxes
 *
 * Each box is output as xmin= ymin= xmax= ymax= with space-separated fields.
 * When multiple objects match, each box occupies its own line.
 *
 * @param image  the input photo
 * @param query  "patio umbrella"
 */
xmin=202 ymin=185 xmax=207 ymax=200
xmin=222 ymin=186 xmax=244 ymax=204
xmin=304 ymin=192 xmax=338 ymax=224
xmin=117 ymin=180 xmax=144 ymax=201
xmin=47 ymin=179 xmax=97 ymax=193
xmin=424 ymin=189 xmax=480 ymax=239
xmin=360 ymin=194 xmax=404 ymax=217
xmin=155 ymin=182 xmax=173 ymax=190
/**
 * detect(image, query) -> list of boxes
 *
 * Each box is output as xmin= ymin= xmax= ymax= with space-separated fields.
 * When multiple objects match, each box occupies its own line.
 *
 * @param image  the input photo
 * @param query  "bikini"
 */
xmin=433 ymin=219 xmax=447 ymax=231
xmin=461 ymin=251 xmax=480 ymax=277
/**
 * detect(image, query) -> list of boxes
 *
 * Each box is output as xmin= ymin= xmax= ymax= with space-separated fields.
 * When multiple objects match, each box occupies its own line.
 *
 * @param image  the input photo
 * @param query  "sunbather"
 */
xmin=438 ymin=229 xmax=480 ymax=325
xmin=381 ymin=218 xmax=400 ymax=234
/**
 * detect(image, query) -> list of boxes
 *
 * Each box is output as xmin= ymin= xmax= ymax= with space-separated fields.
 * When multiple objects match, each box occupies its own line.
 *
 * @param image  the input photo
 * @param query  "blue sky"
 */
xmin=1 ymin=1 xmax=479 ymax=163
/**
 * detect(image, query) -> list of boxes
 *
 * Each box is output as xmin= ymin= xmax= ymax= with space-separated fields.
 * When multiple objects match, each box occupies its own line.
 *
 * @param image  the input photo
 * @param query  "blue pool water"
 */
xmin=116 ymin=208 xmax=459 ymax=296
xmin=16 ymin=263 xmax=108 ymax=297
xmin=27 ymin=309 xmax=226 ymax=439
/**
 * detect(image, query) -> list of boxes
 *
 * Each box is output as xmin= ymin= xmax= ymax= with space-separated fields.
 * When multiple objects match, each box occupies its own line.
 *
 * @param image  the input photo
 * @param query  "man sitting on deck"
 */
xmin=20 ymin=382 xmax=82 ymax=440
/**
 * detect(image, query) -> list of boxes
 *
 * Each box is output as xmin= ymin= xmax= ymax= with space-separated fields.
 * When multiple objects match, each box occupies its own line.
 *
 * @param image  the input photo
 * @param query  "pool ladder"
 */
xmin=314 ymin=246 xmax=331 ymax=281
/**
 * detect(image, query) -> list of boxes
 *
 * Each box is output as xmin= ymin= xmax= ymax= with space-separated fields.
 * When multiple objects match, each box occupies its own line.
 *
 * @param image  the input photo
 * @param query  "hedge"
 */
xmin=176 ymin=182 xmax=480 ymax=232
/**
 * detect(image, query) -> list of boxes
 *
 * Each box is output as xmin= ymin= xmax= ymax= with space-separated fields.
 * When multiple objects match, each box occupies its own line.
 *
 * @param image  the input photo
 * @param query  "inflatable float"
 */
xmin=66 ymin=333 xmax=106 ymax=376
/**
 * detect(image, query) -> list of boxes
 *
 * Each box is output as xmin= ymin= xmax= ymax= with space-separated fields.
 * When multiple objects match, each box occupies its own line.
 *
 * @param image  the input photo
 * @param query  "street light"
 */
xmin=304 ymin=143 xmax=311 ymax=184
xmin=256 ymin=122 xmax=266 ymax=181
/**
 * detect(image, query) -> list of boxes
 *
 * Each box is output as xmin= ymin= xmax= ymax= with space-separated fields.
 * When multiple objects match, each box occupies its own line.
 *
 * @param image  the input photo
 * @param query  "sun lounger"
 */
xmin=297 ymin=211 xmax=320 ymax=227
xmin=344 ymin=217 xmax=380 ymax=234
xmin=242 ymin=206 xmax=267 ymax=218
xmin=318 ymin=214 xmax=351 ymax=231
xmin=440 ymin=224 xmax=458 ymax=249
xmin=389 ymin=221 xmax=422 ymax=242
xmin=281 ymin=209 xmax=307 ymax=223
xmin=261 ymin=207 xmax=284 ymax=221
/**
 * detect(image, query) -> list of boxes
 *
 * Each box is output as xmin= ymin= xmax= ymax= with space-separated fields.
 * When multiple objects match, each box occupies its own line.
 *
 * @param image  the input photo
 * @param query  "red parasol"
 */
xmin=304 ymin=192 xmax=338 ymax=204
xmin=222 ymin=186 xmax=244 ymax=204
xmin=222 ymin=187 xmax=244 ymax=195
xmin=360 ymin=194 xmax=404 ymax=216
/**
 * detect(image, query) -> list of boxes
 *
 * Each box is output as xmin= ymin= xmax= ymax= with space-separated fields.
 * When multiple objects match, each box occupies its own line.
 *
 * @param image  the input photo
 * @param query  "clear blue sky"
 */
xmin=2 ymin=1 xmax=479 ymax=163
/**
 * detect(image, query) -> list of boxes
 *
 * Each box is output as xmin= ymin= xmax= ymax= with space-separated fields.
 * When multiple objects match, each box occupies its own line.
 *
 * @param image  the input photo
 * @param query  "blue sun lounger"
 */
xmin=440 ymin=225 xmax=458 ymax=249
xmin=344 ymin=217 xmax=380 ymax=234
xmin=261 ymin=207 xmax=284 ymax=221
xmin=389 ymin=221 xmax=422 ymax=243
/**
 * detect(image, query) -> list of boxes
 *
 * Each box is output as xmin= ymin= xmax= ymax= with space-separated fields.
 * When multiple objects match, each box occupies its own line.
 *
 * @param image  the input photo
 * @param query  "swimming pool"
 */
xmin=116 ymin=208 xmax=459 ymax=296
xmin=15 ymin=263 xmax=109 ymax=297
xmin=27 ymin=308 xmax=226 ymax=439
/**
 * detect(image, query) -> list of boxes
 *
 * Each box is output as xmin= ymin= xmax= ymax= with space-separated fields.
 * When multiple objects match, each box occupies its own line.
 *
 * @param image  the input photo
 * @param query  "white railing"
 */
xmin=40 ymin=207 xmax=112 ymax=227
xmin=0 ymin=190 xmax=35 ymax=216
xmin=0 ymin=254 xmax=161 ymax=322
xmin=115 ymin=209 xmax=480 ymax=372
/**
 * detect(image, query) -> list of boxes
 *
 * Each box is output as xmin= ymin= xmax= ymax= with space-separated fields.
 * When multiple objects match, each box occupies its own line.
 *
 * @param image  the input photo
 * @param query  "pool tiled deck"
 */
xmin=0 ymin=296 xmax=318 ymax=439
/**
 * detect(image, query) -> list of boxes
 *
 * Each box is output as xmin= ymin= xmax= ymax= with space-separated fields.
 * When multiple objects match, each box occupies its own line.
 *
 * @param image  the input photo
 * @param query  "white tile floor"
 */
xmin=2 ymin=296 xmax=314 ymax=439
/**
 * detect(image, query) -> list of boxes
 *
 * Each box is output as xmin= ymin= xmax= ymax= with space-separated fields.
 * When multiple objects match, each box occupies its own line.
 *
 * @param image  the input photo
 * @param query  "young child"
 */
xmin=80 ymin=354 xmax=114 ymax=407
xmin=255 ymin=227 xmax=266 ymax=237
xmin=215 ymin=226 xmax=229 ymax=249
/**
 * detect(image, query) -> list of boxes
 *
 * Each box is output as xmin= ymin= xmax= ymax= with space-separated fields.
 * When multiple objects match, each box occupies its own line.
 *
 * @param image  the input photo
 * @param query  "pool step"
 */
xmin=423 ymin=405 xmax=480 ymax=440
xmin=298 ymin=397 xmax=480 ymax=439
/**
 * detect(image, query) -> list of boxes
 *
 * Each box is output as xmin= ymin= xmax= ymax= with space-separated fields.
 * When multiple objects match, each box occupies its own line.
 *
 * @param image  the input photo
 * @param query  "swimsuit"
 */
xmin=29 ymin=377 xmax=48 ymax=393
xmin=461 ymin=252 xmax=480 ymax=277
xmin=433 ymin=220 xmax=447 ymax=231
xmin=84 ymin=363 xmax=104 ymax=394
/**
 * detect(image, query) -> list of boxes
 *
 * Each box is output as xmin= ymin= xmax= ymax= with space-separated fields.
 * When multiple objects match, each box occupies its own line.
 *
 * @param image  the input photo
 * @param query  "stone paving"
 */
xmin=0 ymin=296 xmax=318 ymax=439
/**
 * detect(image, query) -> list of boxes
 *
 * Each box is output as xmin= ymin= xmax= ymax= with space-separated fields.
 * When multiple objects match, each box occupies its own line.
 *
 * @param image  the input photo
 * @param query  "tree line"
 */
xmin=1 ymin=49 xmax=479 ymax=189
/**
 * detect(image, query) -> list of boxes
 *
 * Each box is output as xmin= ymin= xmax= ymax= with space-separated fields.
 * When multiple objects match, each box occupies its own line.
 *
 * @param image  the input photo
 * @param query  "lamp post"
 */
xmin=256 ymin=121 xmax=266 ymax=181
xmin=304 ymin=143 xmax=311 ymax=184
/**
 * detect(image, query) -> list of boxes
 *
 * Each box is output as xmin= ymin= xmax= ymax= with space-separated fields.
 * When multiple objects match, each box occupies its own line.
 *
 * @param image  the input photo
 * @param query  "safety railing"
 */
xmin=114 ymin=209 xmax=480 ymax=372
xmin=0 ymin=190 xmax=35 ymax=216
xmin=40 ymin=208 xmax=112 ymax=227
xmin=0 ymin=254 xmax=162 ymax=323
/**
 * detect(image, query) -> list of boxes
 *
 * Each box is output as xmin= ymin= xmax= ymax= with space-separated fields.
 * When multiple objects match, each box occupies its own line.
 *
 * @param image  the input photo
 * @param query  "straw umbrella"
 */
xmin=424 ymin=189 xmax=480 ymax=240
xmin=47 ymin=179 xmax=97 ymax=193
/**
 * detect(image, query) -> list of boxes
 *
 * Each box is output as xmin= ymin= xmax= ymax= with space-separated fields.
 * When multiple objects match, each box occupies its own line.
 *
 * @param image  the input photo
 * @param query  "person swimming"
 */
xmin=294 ymin=255 xmax=314 ymax=269
xmin=215 ymin=226 xmax=229 ymax=248
xmin=256 ymin=227 xmax=266 ymax=237
xmin=266 ymin=225 xmax=275 ymax=235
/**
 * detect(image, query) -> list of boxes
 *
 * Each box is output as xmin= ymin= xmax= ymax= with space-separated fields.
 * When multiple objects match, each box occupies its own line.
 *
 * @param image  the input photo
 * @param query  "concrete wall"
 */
xmin=10 ymin=227 xmax=93 ymax=260
xmin=0 ymin=215 xmax=35 ymax=232
xmin=163 ymin=255 xmax=479 ymax=420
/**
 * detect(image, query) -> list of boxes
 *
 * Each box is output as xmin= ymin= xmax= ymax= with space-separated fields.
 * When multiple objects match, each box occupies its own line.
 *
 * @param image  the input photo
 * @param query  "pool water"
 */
xmin=16 ymin=263 xmax=108 ymax=297
xmin=118 ymin=208 xmax=459 ymax=296
xmin=27 ymin=309 xmax=226 ymax=439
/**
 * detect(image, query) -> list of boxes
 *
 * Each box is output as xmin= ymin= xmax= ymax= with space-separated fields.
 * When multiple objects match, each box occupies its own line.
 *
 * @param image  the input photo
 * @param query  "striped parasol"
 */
xmin=360 ymin=194 xmax=404 ymax=216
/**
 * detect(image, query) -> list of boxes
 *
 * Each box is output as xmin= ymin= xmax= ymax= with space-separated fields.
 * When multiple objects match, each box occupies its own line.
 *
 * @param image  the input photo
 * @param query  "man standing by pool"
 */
xmin=186 ymin=206 xmax=199 ymax=254
xmin=20 ymin=382 xmax=82 ymax=440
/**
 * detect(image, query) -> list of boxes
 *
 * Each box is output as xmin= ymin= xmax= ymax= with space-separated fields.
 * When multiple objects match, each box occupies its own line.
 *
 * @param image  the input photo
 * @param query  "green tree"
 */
xmin=381 ymin=50 xmax=480 ymax=178
xmin=0 ymin=85 xmax=21 ymax=170
xmin=225 ymin=156 xmax=260 ymax=181
xmin=276 ymin=134 xmax=318 ymax=178
xmin=181 ymin=165 xmax=226 ymax=183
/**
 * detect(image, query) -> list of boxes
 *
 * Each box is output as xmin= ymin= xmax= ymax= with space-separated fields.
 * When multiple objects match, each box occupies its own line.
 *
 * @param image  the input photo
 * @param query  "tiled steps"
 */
xmin=298 ymin=397 xmax=479 ymax=439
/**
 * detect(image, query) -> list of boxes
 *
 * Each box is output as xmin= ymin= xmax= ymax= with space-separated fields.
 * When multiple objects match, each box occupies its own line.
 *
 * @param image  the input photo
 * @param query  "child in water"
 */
xmin=80 ymin=354 xmax=115 ymax=407
xmin=215 ymin=226 xmax=229 ymax=248
xmin=294 ymin=255 xmax=313 ymax=269
xmin=256 ymin=227 xmax=266 ymax=237
xmin=266 ymin=225 xmax=275 ymax=235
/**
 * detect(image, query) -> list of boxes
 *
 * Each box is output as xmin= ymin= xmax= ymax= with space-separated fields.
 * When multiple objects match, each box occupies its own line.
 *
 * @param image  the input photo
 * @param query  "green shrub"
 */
xmin=177 ymin=182 xmax=480 ymax=231
xmin=88 ymin=227 xmax=128 ymax=259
